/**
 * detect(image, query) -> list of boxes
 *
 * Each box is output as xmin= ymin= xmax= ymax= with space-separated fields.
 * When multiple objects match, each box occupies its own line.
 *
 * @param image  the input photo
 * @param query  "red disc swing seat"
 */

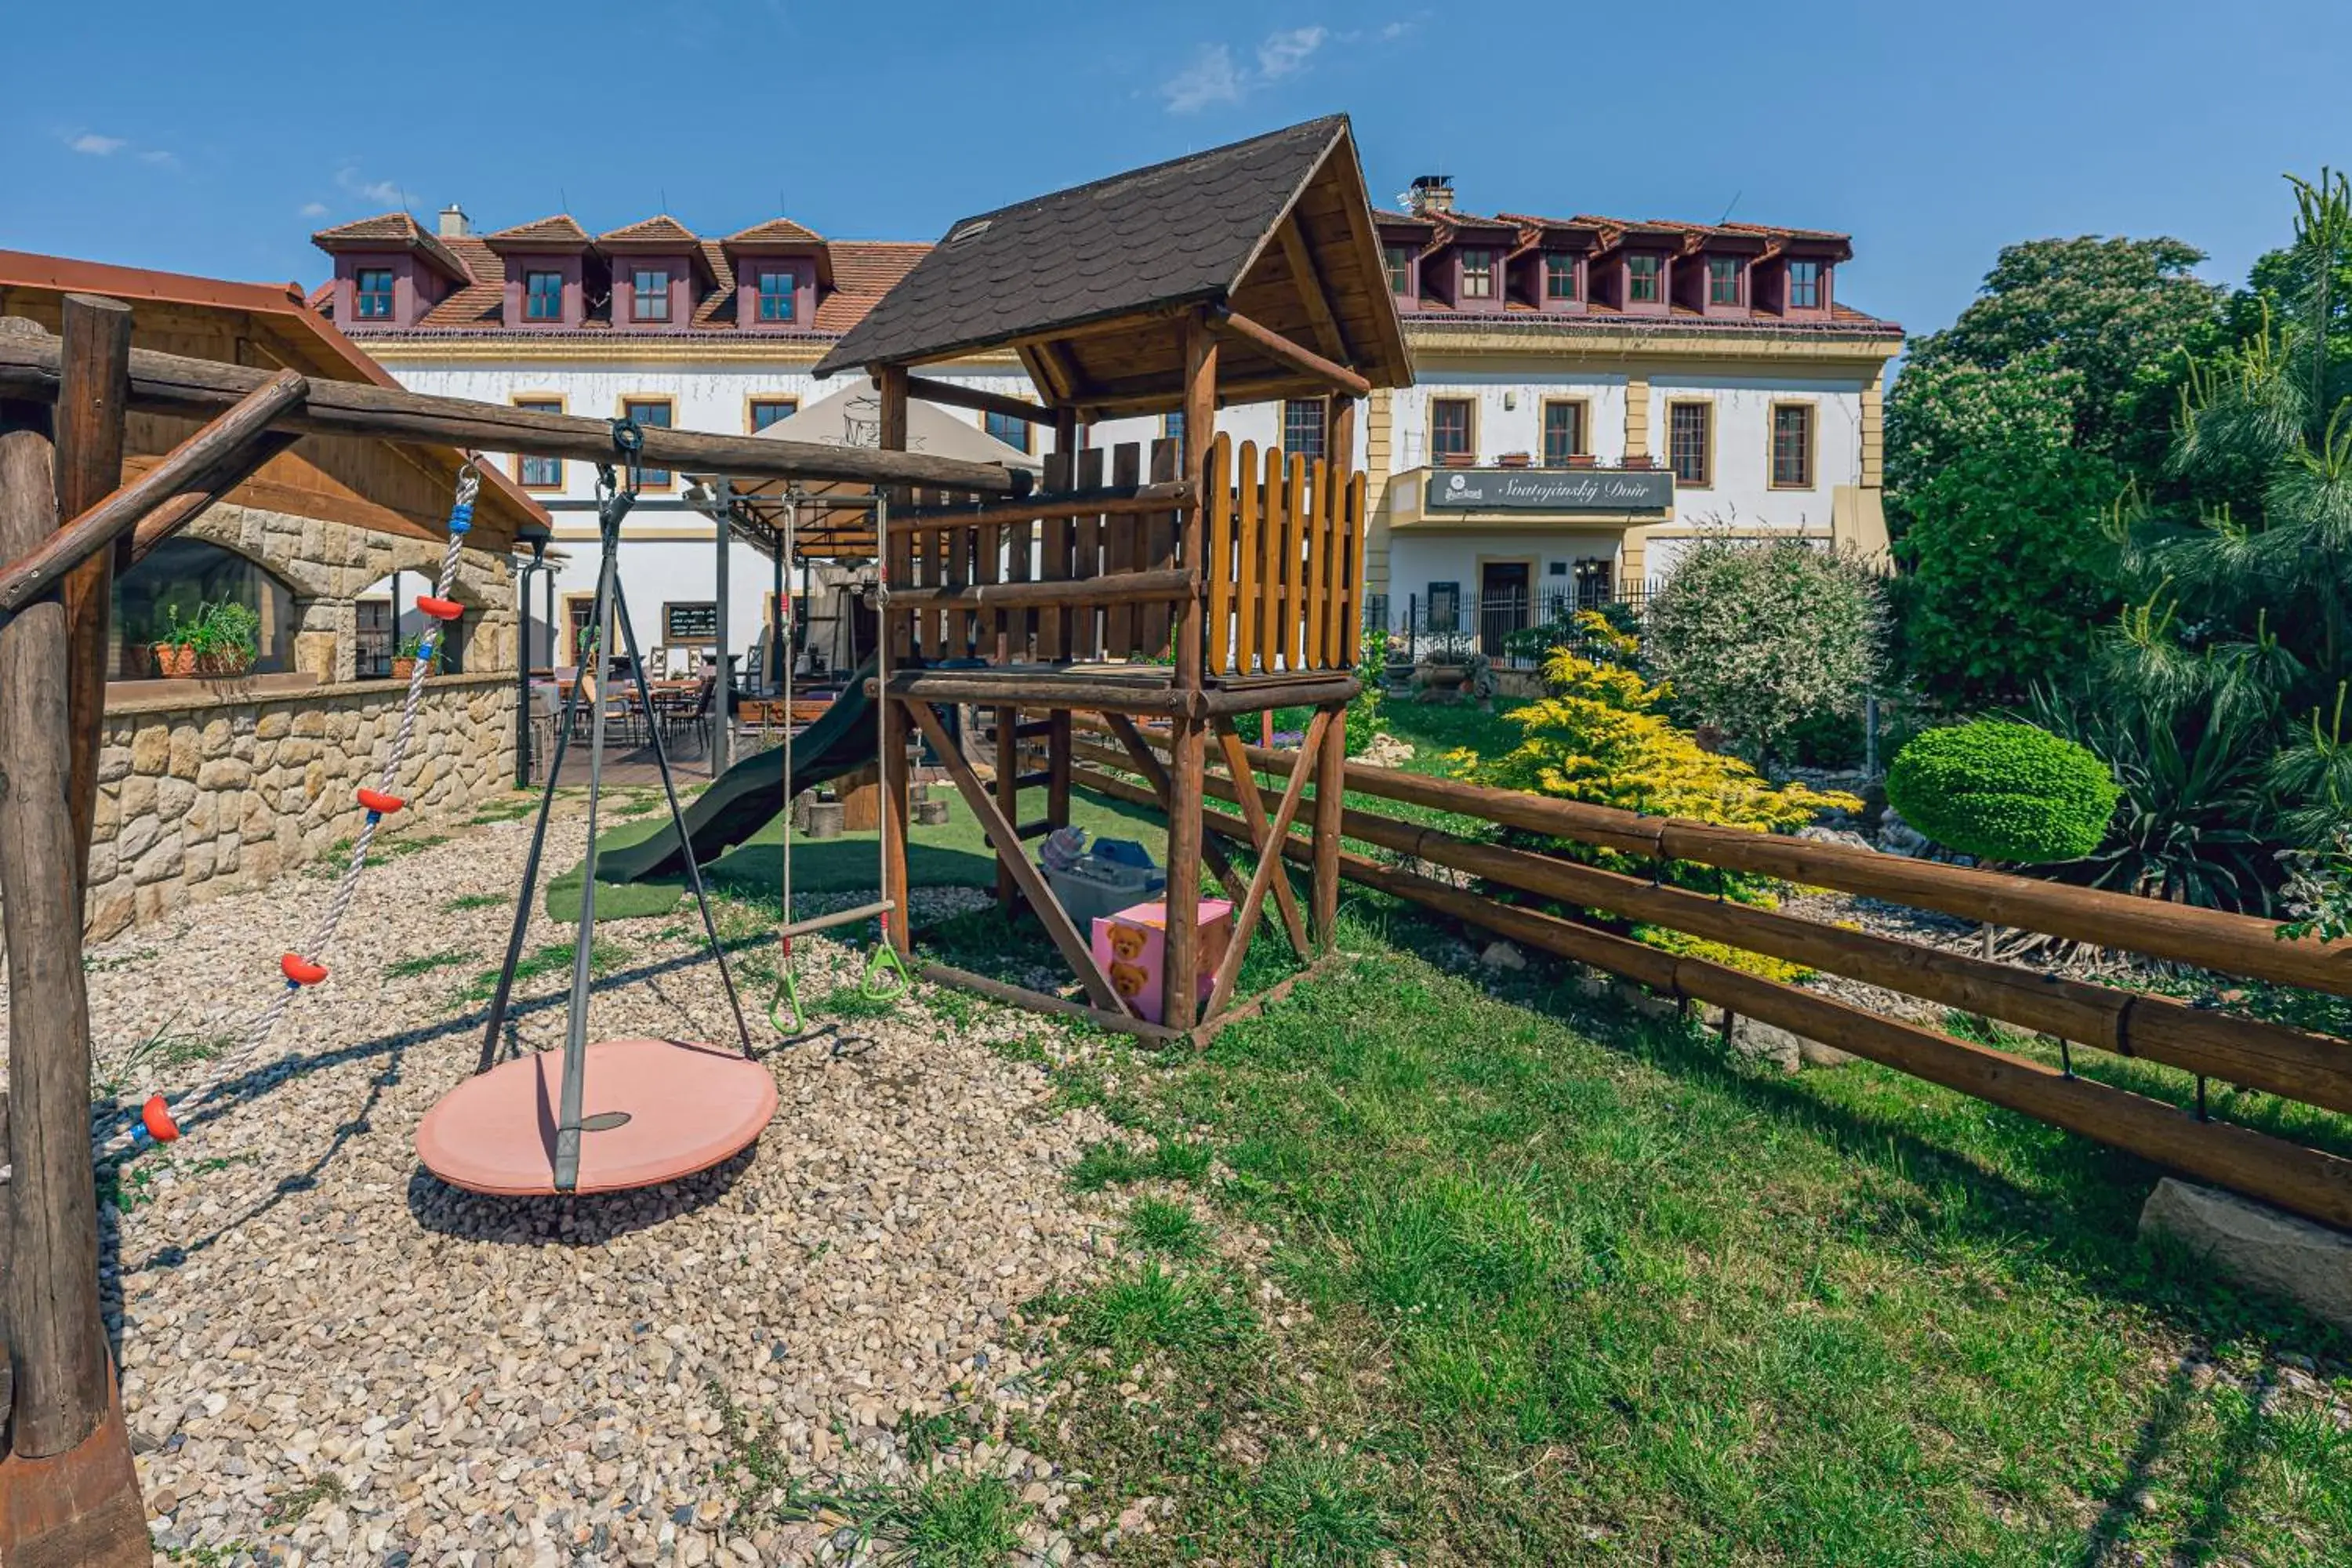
xmin=416 ymin=1037 xmax=775 ymax=1196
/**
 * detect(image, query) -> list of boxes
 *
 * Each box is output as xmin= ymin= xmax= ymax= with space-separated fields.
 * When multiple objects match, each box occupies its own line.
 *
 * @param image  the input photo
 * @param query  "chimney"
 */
xmin=1406 ymin=175 xmax=1454 ymax=216
xmin=437 ymin=203 xmax=470 ymax=239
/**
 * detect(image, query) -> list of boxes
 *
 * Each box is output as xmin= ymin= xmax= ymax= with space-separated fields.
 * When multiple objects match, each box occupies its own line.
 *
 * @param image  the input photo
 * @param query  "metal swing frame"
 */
xmin=475 ymin=422 xmax=753 ymax=1192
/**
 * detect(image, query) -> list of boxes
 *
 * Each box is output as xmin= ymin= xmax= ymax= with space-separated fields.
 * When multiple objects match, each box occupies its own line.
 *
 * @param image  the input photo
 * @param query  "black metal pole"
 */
xmin=712 ymin=477 xmax=733 ymax=778
xmin=513 ymin=556 xmax=536 ymax=788
xmin=771 ymin=542 xmax=785 ymax=696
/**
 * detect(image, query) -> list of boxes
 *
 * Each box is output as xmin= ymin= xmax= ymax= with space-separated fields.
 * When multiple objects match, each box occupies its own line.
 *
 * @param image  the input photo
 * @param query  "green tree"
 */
xmin=1887 ymin=235 xmax=2223 ymax=524
xmin=1892 ymin=441 xmax=2123 ymax=709
xmin=2103 ymin=169 xmax=2352 ymax=863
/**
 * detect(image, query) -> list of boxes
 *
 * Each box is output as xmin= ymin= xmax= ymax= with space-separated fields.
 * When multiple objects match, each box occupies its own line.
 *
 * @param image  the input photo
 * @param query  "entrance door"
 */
xmin=1479 ymin=561 xmax=1530 ymax=658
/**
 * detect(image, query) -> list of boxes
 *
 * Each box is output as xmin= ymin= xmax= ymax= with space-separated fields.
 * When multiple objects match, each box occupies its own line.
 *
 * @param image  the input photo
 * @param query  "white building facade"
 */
xmin=314 ymin=183 xmax=1899 ymax=673
xmin=1359 ymin=180 xmax=1902 ymax=652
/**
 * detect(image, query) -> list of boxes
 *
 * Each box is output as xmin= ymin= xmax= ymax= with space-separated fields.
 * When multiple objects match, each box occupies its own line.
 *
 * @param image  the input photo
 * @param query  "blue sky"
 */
xmin=7 ymin=0 xmax=2347 ymax=343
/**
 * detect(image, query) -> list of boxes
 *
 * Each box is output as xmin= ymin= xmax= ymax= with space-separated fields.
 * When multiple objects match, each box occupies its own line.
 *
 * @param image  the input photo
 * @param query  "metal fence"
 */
xmin=1367 ymin=585 xmax=1651 ymax=669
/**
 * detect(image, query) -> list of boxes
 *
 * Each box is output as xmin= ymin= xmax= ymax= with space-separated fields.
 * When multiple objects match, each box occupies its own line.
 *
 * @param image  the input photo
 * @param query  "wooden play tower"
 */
xmin=812 ymin=114 xmax=1413 ymax=1035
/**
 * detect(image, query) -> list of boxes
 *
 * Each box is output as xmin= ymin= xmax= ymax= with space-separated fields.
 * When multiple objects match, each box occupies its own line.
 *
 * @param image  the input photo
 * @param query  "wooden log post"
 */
xmin=1160 ymin=311 xmax=1218 ymax=1031
xmin=0 ymin=337 xmax=150 ymax=1562
xmin=995 ymin=705 xmax=1020 ymax=909
xmin=1311 ymin=699 xmax=1347 ymax=952
xmin=51 ymin=298 xmax=133 ymax=876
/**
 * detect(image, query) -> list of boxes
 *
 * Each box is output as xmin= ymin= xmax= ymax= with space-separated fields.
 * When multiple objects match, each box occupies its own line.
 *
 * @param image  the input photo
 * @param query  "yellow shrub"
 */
xmin=1453 ymin=644 xmax=1860 ymax=980
xmin=1466 ymin=647 xmax=1860 ymax=831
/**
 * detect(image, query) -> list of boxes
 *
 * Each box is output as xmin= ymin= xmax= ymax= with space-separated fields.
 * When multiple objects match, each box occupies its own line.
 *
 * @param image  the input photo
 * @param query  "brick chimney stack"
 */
xmin=1406 ymin=175 xmax=1454 ymax=216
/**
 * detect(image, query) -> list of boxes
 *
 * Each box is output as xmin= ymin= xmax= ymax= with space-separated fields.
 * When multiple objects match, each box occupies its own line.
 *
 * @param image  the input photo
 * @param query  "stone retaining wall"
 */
xmin=78 ymin=673 xmax=517 ymax=941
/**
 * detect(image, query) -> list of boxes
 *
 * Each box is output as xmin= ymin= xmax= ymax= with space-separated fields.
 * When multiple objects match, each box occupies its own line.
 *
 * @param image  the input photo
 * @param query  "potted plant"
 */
xmin=393 ymin=632 xmax=436 ymax=682
xmin=151 ymin=600 xmax=260 ymax=679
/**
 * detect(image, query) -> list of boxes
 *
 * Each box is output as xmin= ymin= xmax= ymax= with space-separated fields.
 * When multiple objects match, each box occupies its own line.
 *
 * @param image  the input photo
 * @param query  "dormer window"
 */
xmin=1384 ymin=244 xmax=1414 ymax=296
xmin=356 ymin=268 xmax=395 ymax=320
xmin=633 ymin=267 xmax=671 ymax=321
xmin=1626 ymin=255 xmax=1661 ymax=304
xmin=1460 ymin=249 xmax=1495 ymax=300
xmin=1707 ymin=257 xmax=1742 ymax=307
xmin=1788 ymin=260 xmax=1823 ymax=309
xmin=757 ymin=268 xmax=797 ymax=323
xmin=1543 ymin=253 xmax=1577 ymax=303
xmin=525 ymin=270 xmax=564 ymax=321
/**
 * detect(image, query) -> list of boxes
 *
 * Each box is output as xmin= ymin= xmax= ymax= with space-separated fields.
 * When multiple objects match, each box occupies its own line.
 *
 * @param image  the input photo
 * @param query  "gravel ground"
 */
xmin=2 ymin=796 xmax=1127 ymax=1566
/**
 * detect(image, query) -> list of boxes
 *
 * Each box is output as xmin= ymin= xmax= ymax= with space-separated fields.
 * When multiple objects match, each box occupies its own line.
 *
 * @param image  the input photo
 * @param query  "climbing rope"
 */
xmin=117 ymin=466 xmax=485 ymax=1155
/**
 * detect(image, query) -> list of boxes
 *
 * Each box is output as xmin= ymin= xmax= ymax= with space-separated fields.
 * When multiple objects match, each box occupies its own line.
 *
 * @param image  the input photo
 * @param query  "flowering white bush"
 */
xmin=1642 ymin=531 xmax=1886 ymax=764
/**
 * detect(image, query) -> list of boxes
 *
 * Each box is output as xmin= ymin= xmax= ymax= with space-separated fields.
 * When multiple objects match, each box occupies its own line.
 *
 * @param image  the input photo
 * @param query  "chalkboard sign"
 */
xmin=663 ymin=601 xmax=719 ymax=644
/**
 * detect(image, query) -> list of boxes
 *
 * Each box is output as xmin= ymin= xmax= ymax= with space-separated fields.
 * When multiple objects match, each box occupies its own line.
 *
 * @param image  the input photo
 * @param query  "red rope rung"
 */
xmin=416 ymin=596 xmax=463 ymax=622
xmin=356 ymin=788 xmax=405 ymax=815
xmin=281 ymin=953 xmax=328 ymax=986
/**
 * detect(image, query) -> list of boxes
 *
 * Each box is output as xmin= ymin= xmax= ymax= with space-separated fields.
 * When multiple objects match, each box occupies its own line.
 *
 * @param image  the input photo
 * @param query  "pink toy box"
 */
xmin=1090 ymin=898 xmax=1234 ymax=1024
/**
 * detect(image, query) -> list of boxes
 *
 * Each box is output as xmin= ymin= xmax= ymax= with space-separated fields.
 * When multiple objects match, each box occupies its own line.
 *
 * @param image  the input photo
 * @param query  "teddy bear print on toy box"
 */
xmin=1091 ymin=899 xmax=1236 ymax=1024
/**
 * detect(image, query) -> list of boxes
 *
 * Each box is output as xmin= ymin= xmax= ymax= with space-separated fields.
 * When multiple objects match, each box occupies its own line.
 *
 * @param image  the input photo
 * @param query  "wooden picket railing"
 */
xmin=1070 ymin=726 xmax=2352 ymax=1233
xmin=884 ymin=432 xmax=1362 ymax=678
xmin=1202 ymin=436 xmax=1366 ymax=678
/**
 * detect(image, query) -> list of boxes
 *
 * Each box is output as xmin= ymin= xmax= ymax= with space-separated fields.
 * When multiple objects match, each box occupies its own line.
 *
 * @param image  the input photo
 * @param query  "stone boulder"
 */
xmin=2140 ymin=1178 xmax=2352 ymax=1334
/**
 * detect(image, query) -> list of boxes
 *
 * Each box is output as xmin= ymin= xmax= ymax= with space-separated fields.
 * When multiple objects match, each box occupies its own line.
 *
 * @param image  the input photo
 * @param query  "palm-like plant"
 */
xmin=2097 ymin=169 xmax=2352 ymax=885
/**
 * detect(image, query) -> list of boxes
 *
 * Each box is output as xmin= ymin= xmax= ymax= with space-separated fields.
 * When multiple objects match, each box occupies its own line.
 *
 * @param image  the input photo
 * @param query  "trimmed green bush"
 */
xmin=1886 ymin=720 xmax=2118 ymax=865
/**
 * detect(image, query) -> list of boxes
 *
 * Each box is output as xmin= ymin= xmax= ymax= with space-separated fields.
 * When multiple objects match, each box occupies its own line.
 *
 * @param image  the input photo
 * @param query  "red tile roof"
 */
xmin=597 ymin=215 xmax=699 ymax=246
xmin=317 ymin=210 xmax=932 ymax=341
xmin=485 ymin=214 xmax=591 ymax=247
xmin=727 ymin=216 xmax=826 ymax=246
xmin=310 ymin=212 xmax=471 ymax=282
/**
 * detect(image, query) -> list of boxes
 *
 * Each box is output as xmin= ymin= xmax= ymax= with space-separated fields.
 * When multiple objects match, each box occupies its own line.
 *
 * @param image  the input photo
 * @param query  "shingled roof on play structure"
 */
xmin=813 ymin=114 xmax=1411 ymax=390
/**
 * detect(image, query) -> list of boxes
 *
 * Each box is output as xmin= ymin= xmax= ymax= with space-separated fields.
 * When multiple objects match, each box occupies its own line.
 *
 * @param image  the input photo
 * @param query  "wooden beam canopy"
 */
xmin=1275 ymin=216 xmax=1351 ymax=364
xmin=1207 ymin=307 xmax=1371 ymax=397
xmin=901 ymin=373 xmax=1056 ymax=426
xmin=0 ymin=368 xmax=308 ymax=615
xmin=0 ymin=325 xmax=1026 ymax=495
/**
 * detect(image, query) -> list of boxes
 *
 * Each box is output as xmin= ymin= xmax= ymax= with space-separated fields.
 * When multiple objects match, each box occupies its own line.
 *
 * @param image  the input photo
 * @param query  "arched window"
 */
xmin=356 ymin=571 xmax=469 ymax=678
xmin=111 ymin=538 xmax=297 ymax=679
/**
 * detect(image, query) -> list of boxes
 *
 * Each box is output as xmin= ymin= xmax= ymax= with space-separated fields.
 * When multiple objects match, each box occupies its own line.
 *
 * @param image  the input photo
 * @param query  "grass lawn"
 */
xmin=544 ymin=782 xmax=1179 ymax=923
xmin=1011 ymin=906 xmax=2352 ymax=1563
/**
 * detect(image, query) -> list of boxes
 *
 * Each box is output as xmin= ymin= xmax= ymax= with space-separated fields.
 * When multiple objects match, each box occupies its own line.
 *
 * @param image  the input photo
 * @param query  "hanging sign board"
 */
xmin=1423 ymin=467 xmax=1674 ymax=511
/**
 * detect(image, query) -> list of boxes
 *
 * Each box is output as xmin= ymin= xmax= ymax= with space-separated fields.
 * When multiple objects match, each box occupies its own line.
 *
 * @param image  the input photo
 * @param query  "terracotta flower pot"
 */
xmin=393 ymin=658 xmax=418 ymax=681
xmin=198 ymin=648 xmax=253 ymax=677
xmin=152 ymin=643 xmax=200 ymax=679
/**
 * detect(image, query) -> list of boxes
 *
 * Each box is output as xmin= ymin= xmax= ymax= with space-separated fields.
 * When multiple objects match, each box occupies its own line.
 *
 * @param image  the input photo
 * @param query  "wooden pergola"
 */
xmin=0 ymin=296 xmax=1020 ymax=1561
xmin=809 ymin=114 xmax=1413 ymax=1039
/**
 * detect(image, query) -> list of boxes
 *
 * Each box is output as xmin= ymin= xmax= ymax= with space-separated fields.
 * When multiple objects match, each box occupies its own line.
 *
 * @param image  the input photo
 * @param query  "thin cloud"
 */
xmin=1164 ymin=22 xmax=1362 ymax=113
xmin=335 ymin=166 xmax=406 ymax=207
xmin=1257 ymin=26 xmax=1326 ymax=79
xmin=137 ymin=148 xmax=178 ymax=169
xmin=67 ymin=132 xmax=127 ymax=156
xmin=299 ymin=201 xmax=329 ymax=218
xmin=1162 ymin=43 xmax=1243 ymax=113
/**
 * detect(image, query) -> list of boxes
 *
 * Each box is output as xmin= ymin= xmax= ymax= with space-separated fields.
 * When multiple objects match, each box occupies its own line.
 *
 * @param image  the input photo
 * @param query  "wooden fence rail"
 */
xmin=1072 ymin=758 xmax=2352 ymax=1233
xmin=1200 ymin=734 xmax=2352 ymax=1002
xmin=1069 ymin=735 xmax=2352 ymax=1116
